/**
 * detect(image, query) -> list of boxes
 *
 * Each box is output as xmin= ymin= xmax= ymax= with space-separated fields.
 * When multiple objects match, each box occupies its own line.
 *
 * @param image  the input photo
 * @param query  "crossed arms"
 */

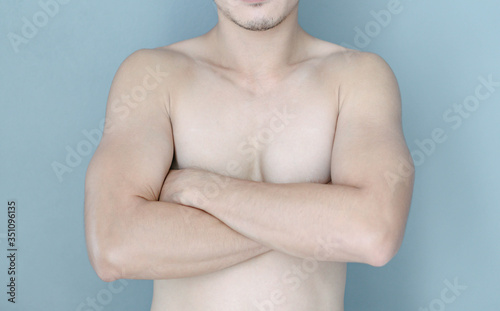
xmin=84 ymin=49 xmax=415 ymax=282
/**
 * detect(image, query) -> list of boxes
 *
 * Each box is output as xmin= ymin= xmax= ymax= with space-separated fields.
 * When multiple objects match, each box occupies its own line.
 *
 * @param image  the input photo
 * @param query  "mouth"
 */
xmin=241 ymin=0 xmax=268 ymax=4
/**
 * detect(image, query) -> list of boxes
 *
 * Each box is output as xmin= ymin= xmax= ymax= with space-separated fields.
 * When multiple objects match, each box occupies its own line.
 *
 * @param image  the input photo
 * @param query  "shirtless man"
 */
xmin=84 ymin=0 xmax=415 ymax=310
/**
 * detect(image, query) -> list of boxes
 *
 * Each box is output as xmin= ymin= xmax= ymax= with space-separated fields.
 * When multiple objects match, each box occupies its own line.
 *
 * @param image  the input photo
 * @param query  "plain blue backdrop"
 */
xmin=1 ymin=0 xmax=499 ymax=310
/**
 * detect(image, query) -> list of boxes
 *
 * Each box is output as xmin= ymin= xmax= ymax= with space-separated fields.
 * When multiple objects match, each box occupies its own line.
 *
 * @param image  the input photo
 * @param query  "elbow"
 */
xmin=365 ymin=226 xmax=403 ymax=267
xmin=86 ymin=226 xmax=122 ymax=282
xmin=308 ymin=228 xmax=401 ymax=266
xmin=85 ymin=193 xmax=130 ymax=282
xmin=89 ymin=246 xmax=122 ymax=282
xmin=85 ymin=225 xmax=122 ymax=282
xmin=364 ymin=190 xmax=409 ymax=267
xmin=366 ymin=241 xmax=398 ymax=267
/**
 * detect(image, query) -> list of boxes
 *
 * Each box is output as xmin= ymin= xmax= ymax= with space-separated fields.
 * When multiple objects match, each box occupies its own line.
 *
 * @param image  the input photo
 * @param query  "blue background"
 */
xmin=1 ymin=0 xmax=498 ymax=310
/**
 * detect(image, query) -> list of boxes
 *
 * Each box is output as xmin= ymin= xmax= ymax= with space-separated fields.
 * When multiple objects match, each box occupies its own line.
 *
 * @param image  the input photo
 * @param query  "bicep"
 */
xmin=330 ymin=52 xmax=414 ymax=210
xmin=86 ymin=50 xmax=174 ymax=207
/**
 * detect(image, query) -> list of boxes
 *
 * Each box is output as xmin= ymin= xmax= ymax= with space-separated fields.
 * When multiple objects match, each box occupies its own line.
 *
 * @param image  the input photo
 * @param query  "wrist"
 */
xmin=183 ymin=168 xmax=220 ymax=211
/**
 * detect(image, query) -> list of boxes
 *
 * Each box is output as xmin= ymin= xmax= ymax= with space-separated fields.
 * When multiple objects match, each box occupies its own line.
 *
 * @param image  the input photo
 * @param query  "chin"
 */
xmin=215 ymin=0 xmax=298 ymax=31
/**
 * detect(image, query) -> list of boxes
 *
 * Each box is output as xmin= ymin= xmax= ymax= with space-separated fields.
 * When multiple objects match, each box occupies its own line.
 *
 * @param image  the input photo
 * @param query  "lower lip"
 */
xmin=241 ymin=0 xmax=268 ymax=3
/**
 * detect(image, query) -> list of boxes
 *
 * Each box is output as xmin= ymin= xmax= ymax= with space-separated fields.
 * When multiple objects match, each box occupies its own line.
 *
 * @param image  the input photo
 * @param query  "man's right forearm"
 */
xmin=95 ymin=197 xmax=270 ymax=281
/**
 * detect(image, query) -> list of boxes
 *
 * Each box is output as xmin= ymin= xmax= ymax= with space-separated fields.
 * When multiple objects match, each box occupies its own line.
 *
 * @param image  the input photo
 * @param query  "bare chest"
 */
xmin=169 ymin=70 xmax=338 ymax=184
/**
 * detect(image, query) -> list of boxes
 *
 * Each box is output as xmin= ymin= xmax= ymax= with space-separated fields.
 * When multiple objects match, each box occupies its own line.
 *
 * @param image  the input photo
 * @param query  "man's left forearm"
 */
xmin=179 ymin=170 xmax=390 ymax=265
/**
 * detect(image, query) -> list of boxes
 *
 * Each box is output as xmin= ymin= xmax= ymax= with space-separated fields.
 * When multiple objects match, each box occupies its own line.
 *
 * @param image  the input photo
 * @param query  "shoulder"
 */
xmin=110 ymin=42 xmax=201 ymax=101
xmin=319 ymin=46 xmax=399 ymax=102
xmin=335 ymin=50 xmax=398 ymax=97
xmin=341 ymin=50 xmax=396 ymax=84
xmin=305 ymin=37 xmax=396 ymax=81
xmin=115 ymin=45 xmax=192 ymax=79
xmin=305 ymin=44 xmax=400 ymax=118
xmin=317 ymin=43 xmax=395 ymax=81
xmin=305 ymin=39 xmax=399 ymax=105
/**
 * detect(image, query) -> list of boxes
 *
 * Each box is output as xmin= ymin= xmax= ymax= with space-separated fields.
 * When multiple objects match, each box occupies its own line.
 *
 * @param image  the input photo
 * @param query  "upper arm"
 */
xmin=330 ymin=52 xmax=414 ymax=246
xmin=86 ymin=49 xmax=174 ymax=204
xmin=84 ymin=49 xmax=176 ymax=279
xmin=85 ymin=49 xmax=174 ymax=251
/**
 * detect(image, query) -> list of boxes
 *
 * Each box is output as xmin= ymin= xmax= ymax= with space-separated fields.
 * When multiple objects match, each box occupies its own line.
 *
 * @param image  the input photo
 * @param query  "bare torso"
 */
xmin=150 ymin=35 xmax=351 ymax=311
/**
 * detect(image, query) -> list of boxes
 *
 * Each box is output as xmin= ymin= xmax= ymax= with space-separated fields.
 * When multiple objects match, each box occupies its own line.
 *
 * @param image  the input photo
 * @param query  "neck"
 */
xmin=206 ymin=5 xmax=311 ymax=79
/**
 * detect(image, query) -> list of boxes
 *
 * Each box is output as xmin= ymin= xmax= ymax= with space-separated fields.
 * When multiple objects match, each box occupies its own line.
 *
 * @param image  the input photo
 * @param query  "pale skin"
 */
xmin=84 ymin=0 xmax=415 ymax=310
